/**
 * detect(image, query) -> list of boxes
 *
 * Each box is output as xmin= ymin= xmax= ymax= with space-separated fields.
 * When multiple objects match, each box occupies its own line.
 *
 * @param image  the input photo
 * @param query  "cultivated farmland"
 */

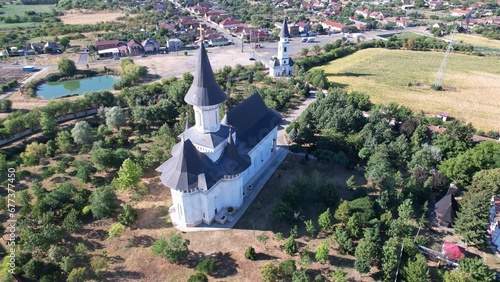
xmin=317 ymin=48 xmax=500 ymax=131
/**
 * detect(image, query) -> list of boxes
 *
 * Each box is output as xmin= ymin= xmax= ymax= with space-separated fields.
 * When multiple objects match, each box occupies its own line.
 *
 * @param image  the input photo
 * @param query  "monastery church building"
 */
xmin=156 ymin=44 xmax=282 ymax=227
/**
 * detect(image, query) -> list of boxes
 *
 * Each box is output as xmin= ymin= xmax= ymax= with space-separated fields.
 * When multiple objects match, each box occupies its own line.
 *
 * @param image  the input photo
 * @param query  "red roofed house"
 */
xmin=451 ymin=9 xmax=470 ymax=17
xmin=95 ymin=40 xmax=120 ymax=51
xmin=219 ymin=19 xmax=239 ymax=29
xmin=321 ymin=20 xmax=349 ymax=33
xmin=127 ymin=39 xmax=144 ymax=56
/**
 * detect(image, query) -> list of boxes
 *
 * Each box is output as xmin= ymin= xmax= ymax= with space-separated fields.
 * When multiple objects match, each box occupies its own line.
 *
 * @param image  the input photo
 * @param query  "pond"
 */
xmin=36 ymin=75 xmax=117 ymax=99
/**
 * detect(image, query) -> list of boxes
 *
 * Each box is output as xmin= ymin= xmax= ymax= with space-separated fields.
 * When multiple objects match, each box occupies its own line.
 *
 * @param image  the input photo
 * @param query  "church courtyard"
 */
xmin=81 ymin=154 xmax=369 ymax=281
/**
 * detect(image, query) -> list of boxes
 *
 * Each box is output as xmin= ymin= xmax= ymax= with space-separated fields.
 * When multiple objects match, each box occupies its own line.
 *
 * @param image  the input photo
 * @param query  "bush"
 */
xmin=196 ymin=258 xmax=216 ymax=275
xmin=245 ymin=246 xmax=256 ymax=260
xmin=151 ymin=233 xmax=190 ymax=263
xmin=45 ymin=72 xmax=62 ymax=82
xmin=285 ymin=236 xmax=298 ymax=255
xmin=118 ymin=204 xmax=138 ymax=226
xmin=188 ymin=273 xmax=208 ymax=282
xmin=279 ymin=259 xmax=296 ymax=277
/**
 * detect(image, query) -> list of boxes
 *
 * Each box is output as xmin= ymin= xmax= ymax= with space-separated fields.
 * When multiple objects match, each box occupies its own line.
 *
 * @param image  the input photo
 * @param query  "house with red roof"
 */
xmin=321 ymin=20 xmax=349 ymax=33
xmin=127 ymin=39 xmax=144 ymax=56
xmin=219 ymin=19 xmax=239 ymax=29
xmin=451 ymin=9 xmax=470 ymax=17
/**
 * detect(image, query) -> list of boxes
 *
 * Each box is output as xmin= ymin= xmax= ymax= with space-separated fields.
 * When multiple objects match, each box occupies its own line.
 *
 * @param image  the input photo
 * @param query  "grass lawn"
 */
xmin=0 ymin=4 xmax=56 ymax=28
xmin=0 ymin=4 xmax=56 ymax=17
xmin=317 ymin=48 xmax=500 ymax=131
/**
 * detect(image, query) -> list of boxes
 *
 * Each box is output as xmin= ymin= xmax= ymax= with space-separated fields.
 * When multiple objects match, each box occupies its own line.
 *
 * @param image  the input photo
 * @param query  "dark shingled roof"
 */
xmin=217 ymin=131 xmax=251 ymax=175
xmin=435 ymin=194 xmax=459 ymax=225
xmin=222 ymin=93 xmax=282 ymax=149
xmin=156 ymin=139 xmax=222 ymax=192
xmin=279 ymin=18 xmax=291 ymax=39
xmin=181 ymin=125 xmax=230 ymax=150
xmin=184 ymin=44 xmax=227 ymax=106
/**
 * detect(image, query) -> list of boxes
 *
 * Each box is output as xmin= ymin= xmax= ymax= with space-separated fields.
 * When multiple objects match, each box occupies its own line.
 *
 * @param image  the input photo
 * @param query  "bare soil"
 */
xmin=0 ymin=68 xmax=28 ymax=85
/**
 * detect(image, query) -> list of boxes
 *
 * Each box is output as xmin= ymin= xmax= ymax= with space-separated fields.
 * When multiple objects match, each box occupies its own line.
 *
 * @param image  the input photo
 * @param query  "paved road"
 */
xmin=77 ymin=52 xmax=88 ymax=66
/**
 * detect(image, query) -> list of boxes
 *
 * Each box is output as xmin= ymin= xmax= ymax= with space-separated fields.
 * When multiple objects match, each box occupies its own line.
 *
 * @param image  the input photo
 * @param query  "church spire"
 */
xmin=184 ymin=44 xmax=227 ymax=106
xmin=279 ymin=18 xmax=290 ymax=39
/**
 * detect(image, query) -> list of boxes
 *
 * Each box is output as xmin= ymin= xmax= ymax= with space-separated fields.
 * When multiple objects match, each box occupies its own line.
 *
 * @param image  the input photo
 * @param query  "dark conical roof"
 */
xmin=184 ymin=44 xmax=227 ymax=106
xmin=156 ymin=139 xmax=220 ymax=192
xmin=435 ymin=194 xmax=459 ymax=225
xmin=279 ymin=18 xmax=290 ymax=39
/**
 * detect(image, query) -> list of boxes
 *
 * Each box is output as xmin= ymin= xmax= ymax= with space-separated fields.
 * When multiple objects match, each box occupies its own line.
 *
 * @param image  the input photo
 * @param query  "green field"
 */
xmin=0 ymin=3 xmax=55 ymax=28
xmin=444 ymin=33 xmax=500 ymax=49
xmin=0 ymin=3 xmax=55 ymax=16
xmin=317 ymin=48 xmax=500 ymax=131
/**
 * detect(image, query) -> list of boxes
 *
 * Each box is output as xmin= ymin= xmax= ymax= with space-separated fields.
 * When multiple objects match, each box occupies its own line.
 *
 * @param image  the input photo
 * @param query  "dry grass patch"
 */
xmin=444 ymin=33 xmax=500 ymax=49
xmin=59 ymin=10 xmax=125 ymax=25
xmin=318 ymin=48 xmax=500 ymax=131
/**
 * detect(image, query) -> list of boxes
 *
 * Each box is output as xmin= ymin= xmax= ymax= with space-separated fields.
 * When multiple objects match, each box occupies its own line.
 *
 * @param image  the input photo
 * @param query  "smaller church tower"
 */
xmin=269 ymin=18 xmax=294 ymax=77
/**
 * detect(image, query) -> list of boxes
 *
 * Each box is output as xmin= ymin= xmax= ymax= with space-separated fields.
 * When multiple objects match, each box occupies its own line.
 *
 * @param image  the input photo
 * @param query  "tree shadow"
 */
xmin=255 ymin=252 xmax=279 ymax=261
xmin=329 ymin=255 xmax=355 ymax=269
xmin=212 ymin=252 xmax=238 ymax=279
xmin=327 ymin=81 xmax=349 ymax=89
xmin=105 ymin=266 xmax=144 ymax=279
xmin=128 ymin=235 xmax=155 ymax=248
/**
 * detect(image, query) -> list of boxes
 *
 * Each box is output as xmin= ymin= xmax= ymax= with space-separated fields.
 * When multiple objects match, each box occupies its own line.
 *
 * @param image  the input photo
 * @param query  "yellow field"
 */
xmin=444 ymin=33 xmax=500 ymax=49
xmin=317 ymin=48 xmax=500 ymax=131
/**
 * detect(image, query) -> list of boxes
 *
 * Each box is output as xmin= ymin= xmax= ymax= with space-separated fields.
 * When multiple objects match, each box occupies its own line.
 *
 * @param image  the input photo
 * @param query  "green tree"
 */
xmin=67 ymin=267 xmax=87 ymax=282
xmin=354 ymin=238 xmax=377 ymax=274
xmin=468 ymin=168 xmax=500 ymax=196
xmin=196 ymin=258 xmax=216 ymax=275
xmin=91 ymin=148 xmax=115 ymax=171
xmin=0 ymin=99 xmax=12 ymax=113
xmin=381 ymin=237 xmax=399 ymax=282
xmin=23 ymin=259 xmax=44 ymax=280
xmin=118 ymin=204 xmax=138 ymax=226
xmin=402 ymin=254 xmax=429 ymax=282
xmin=285 ymin=236 xmax=298 ymax=255
xmin=56 ymin=130 xmax=74 ymax=153
xmin=454 ymin=190 xmax=491 ymax=245
xmin=151 ymin=233 xmax=190 ymax=263
xmin=63 ymin=208 xmax=82 ymax=232
xmin=108 ymin=223 xmax=125 ymax=239
xmin=346 ymin=213 xmax=362 ymax=239
xmin=301 ymin=48 xmax=309 ymax=57
xmin=188 ymin=273 xmax=208 ymax=282
xmin=75 ymin=242 xmax=88 ymax=258
xmin=279 ymin=259 xmax=296 ymax=277
xmin=245 ymin=246 xmax=256 ymax=260
xmin=21 ymin=142 xmax=46 ymax=166
xmin=334 ymin=200 xmax=351 ymax=224
xmin=331 ymin=270 xmax=348 ymax=282
xmin=89 ymin=186 xmax=118 ymax=219
xmin=346 ymin=175 xmax=356 ymax=190
xmin=71 ymin=121 xmax=93 ymax=145
xmin=397 ymin=199 xmax=415 ymax=222
xmin=261 ymin=263 xmax=279 ymax=282
xmin=311 ymin=44 xmax=321 ymax=55
xmin=333 ymin=226 xmax=354 ymax=254
xmin=74 ymin=159 xmax=95 ymax=183
xmin=40 ymin=112 xmax=58 ymax=139
xmin=304 ymin=220 xmax=317 ymax=238
xmin=459 ymin=257 xmax=495 ymax=282
xmin=315 ymin=242 xmax=329 ymax=263
xmin=105 ymin=106 xmax=126 ymax=130
xmin=318 ymin=208 xmax=333 ymax=232
xmin=58 ymin=57 xmax=77 ymax=76
xmin=116 ymin=158 xmax=143 ymax=190
xmin=292 ymin=270 xmax=309 ymax=282
xmin=90 ymin=255 xmax=108 ymax=276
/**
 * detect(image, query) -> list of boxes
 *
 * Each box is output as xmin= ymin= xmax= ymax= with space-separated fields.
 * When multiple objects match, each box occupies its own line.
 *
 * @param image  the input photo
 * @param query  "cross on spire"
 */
xmin=197 ymin=23 xmax=205 ymax=43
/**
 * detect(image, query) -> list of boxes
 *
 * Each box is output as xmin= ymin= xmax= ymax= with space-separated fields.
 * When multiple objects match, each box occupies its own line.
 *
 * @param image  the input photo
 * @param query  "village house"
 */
xmin=428 ymin=1 xmax=443 ymax=9
xmin=142 ymin=38 xmax=160 ymax=53
xmin=451 ymin=9 xmax=470 ymax=17
xmin=219 ymin=19 xmax=239 ymax=29
xmin=156 ymin=22 xmax=176 ymax=32
xmin=127 ymin=39 xmax=144 ymax=56
xmin=321 ymin=19 xmax=349 ymax=33
xmin=355 ymin=8 xmax=371 ymax=18
xmin=167 ymin=38 xmax=183 ymax=51
xmin=296 ymin=22 xmax=311 ymax=33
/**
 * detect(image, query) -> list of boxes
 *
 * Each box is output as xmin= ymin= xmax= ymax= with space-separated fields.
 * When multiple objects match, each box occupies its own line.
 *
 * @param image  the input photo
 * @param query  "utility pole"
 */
xmin=433 ymin=29 xmax=456 ymax=89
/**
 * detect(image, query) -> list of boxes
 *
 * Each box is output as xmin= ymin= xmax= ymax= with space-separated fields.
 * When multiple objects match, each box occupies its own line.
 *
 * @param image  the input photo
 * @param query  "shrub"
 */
xmin=285 ymin=237 xmax=298 ymax=255
xmin=108 ymin=223 xmax=125 ymax=239
xmin=45 ymin=72 xmax=62 ymax=82
xmin=245 ymin=246 xmax=256 ymax=260
xmin=118 ymin=204 xmax=138 ymax=226
xmin=261 ymin=263 xmax=279 ymax=282
xmin=151 ymin=233 xmax=190 ymax=263
xmin=279 ymin=259 xmax=296 ymax=277
xmin=188 ymin=273 xmax=208 ymax=282
xmin=196 ymin=258 xmax=216 ymax=275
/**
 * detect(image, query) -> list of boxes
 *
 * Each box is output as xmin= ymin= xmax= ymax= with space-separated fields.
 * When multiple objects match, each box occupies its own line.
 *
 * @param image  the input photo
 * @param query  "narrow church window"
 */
xmin=284 ymin=60 xmax=287 ymax=64
xmin=284 ymin=47 xmax=287 ymax=52
xmin=271 ymin=138 xmax=275 ymax=152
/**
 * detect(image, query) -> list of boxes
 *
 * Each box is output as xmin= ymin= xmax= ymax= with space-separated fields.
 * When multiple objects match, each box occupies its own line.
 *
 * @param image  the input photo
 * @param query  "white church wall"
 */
xmin=171 ymin=190 xmax=203 ymax=227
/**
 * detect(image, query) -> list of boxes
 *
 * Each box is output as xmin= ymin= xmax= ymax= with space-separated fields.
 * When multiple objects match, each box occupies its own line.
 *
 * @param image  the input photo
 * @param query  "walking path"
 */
xmin=171 ymin=146 xmax=289 ymax=232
